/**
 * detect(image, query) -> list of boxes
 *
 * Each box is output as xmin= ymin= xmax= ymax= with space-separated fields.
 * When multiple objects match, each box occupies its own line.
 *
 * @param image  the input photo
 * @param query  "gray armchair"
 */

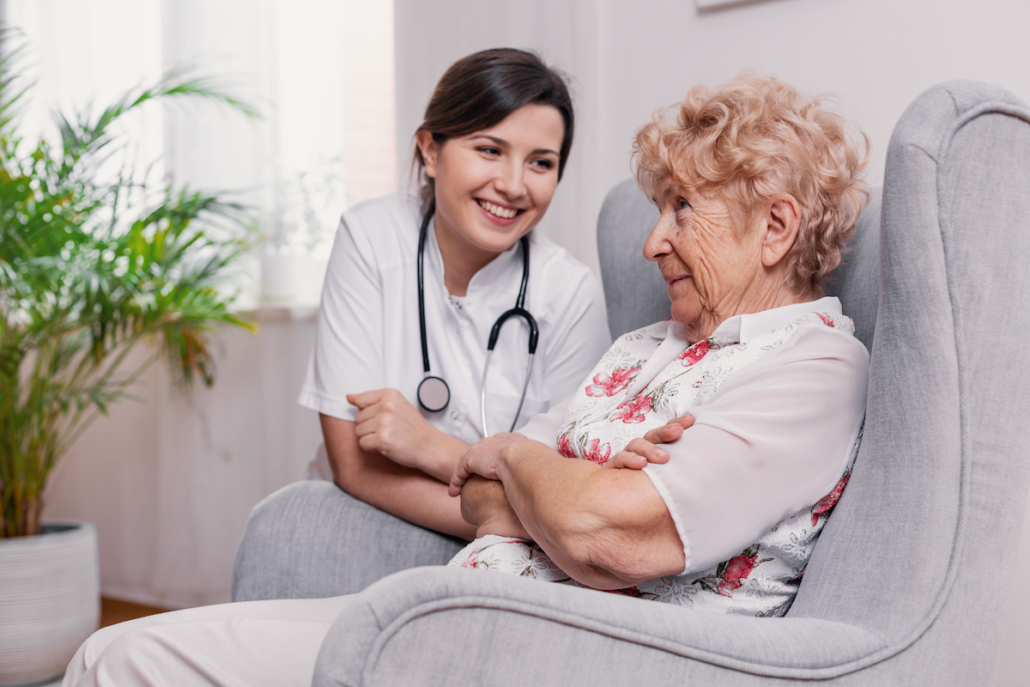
xmin=233 ymin=80 xmax=1030 ymax=685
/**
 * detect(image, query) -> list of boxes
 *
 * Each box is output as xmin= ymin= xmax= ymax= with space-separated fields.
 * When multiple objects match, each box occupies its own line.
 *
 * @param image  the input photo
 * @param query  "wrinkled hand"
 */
xmin=460 ymin=475 xmax=530 ymax=539
xmin=604 ymin=414 xmax=695 ymax=470
xmin=448 ymin=432 xmax=527 ymax=497
xmin=348 ymin=388 xmax=441 ymax=472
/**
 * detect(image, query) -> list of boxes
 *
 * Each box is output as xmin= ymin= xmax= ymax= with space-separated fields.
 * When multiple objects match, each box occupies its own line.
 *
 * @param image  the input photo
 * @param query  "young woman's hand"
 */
xmin=348 ymin=388 xmax=469 ymax=483
xmin=603 ymin=414 xmax=696 ymax=470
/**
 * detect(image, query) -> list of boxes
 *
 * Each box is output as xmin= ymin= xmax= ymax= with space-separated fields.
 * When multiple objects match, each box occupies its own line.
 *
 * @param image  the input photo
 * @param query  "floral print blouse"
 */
xmin=448 ymin=298 xmax=868 ymax=618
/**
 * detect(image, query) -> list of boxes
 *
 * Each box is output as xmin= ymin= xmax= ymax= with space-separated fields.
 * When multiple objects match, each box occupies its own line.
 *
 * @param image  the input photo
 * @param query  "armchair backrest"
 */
xmin=792 ymin=82 xmax=1030 ymax=679
xmin=596 ymin=180 xmax=665 ymax=339
xmin=594 ymin=80 xmax=1030 ymax=682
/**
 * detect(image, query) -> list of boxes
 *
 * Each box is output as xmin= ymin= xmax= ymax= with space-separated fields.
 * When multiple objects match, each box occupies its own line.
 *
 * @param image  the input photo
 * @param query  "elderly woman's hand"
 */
xmin=449 ymin=432 xmax=528 ymax=496
xmin=604 ymin=414 xmax=696 ymax=470
xmin=460 ymin=475 xmax=531 ymax=539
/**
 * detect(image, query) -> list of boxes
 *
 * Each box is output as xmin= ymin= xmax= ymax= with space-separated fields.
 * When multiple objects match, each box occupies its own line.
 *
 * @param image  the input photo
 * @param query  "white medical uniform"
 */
xmin=299 ymin=193 xmax=612 ymax=477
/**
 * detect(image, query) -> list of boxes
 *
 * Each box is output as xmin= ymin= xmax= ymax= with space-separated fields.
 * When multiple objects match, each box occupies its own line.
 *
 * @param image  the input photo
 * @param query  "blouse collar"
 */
xmin=619 ymin=298 xmax=843 ymax=411
xmin=715 ymin=296 xmax=843 ymax=344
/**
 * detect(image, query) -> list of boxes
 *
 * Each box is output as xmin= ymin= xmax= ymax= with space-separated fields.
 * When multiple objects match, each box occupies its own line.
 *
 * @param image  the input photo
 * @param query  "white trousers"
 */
xmin=62 ymin=595 xmax=354 ymax=687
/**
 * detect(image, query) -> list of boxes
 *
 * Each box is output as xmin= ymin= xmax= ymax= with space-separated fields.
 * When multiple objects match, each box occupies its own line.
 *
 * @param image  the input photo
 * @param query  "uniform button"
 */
xmin=450 ymin=410 xmax=461 ymax=421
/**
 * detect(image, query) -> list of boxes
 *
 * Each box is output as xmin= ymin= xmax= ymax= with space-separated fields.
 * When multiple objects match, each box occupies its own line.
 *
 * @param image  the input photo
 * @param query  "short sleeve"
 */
xmin=642 ymin=326 xmax=869 ymax=574
xmin=297 ymin=215 xmax=385 ymax=420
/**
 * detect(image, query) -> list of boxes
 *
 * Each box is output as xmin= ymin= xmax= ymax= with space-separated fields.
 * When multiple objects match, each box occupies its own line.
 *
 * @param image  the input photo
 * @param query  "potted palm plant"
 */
xmin=0 ymin=35 xmax=257 ymax=685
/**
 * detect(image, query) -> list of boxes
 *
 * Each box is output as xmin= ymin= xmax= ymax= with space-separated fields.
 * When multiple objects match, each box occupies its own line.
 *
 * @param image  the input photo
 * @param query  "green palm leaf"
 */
xmin=0 ymin=29 xmax=259 ymax=538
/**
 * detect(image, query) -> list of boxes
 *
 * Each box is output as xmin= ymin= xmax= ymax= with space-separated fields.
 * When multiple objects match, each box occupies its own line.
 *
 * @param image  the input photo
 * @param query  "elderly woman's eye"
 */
xmin=677 ymin=198 xmax=691 ymax=210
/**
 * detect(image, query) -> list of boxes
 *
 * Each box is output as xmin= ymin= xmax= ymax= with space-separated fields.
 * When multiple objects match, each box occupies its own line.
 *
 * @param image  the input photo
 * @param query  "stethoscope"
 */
xmin=415 ymin=208 xmax=539 ymax=437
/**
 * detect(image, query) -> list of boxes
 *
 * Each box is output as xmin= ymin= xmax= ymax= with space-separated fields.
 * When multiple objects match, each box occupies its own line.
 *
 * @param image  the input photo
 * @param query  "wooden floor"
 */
xmin=100 ymin=597 xmax=169 ymax=628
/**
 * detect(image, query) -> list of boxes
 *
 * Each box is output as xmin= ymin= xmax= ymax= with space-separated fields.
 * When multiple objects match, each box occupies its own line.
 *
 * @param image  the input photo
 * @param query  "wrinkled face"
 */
xmin=420 ymin=104 xmax=564 ymax=261
xmin=643 ymin=180 xmax=765 ymax=340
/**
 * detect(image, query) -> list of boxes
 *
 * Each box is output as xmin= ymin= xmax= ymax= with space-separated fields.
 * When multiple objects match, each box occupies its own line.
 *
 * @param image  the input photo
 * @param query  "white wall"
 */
xmin=392 ymin=0 xmax=1030 ymax=683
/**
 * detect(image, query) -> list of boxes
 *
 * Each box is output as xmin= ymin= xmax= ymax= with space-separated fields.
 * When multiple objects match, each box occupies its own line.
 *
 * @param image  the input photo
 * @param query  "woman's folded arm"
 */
xmin=494 ymin=441 xmax=685 ymax=589
xmin=321 ymin=414 xmax=477 ymax=540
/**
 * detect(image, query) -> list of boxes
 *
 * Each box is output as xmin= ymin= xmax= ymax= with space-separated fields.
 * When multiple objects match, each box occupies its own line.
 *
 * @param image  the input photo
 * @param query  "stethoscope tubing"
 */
xmin=416 ymin=208 xmax=435 ymax=375
xmin=416 ymin=206 xmax=538 ymax=436
xmin=480 ymin=350 xmax=535 ymax=437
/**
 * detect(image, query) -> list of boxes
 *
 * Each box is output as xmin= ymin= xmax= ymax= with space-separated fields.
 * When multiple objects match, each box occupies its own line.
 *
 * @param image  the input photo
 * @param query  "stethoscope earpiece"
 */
xmin=416 ymin=207 xmax=537 ymax=436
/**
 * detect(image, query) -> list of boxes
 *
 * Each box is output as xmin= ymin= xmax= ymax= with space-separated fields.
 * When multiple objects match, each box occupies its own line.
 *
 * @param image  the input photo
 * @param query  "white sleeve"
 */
xmin=642 ymin=327 xmax=869 ymax=574
xmin=297 ymin=215 xmax=384 ymax=421
xmin=517 ymin=396 xmax=570 ymax=449
xmin=538 ymin=267 xmax=612 ymax=405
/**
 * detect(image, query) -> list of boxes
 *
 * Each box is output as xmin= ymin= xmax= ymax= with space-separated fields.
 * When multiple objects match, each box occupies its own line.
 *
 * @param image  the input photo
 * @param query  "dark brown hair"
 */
xmin=413 ymin=48 xmax=575 ymax=211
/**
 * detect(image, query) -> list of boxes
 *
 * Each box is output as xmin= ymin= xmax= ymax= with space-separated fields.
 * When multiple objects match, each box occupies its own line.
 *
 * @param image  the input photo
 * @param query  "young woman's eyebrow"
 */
xmin=472 ymin=134 xmax=559 ymax=157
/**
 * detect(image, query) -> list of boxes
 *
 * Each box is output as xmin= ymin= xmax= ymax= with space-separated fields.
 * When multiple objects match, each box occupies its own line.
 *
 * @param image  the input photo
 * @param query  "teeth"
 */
xmin=479 ymin=200 xmax=518 ymax=220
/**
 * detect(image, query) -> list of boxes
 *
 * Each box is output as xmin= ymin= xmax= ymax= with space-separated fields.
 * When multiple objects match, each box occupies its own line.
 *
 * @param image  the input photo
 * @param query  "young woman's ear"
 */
xmin=760 ymin=194 xmax=801 ymax=268
xmin=416 ymin=130 xmax=439 ymax=179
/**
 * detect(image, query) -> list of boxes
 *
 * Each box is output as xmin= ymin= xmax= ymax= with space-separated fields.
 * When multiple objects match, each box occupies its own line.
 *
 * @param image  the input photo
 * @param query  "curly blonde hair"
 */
xmin=634 ymin=72 xmax=871 ymax=294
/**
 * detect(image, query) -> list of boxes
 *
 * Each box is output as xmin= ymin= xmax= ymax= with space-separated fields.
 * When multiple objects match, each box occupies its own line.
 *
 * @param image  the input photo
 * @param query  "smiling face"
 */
xmin=644 ymin=181 xmax=773 ymax=341
xmin=417 ymin=104 xmax=565 ymax=293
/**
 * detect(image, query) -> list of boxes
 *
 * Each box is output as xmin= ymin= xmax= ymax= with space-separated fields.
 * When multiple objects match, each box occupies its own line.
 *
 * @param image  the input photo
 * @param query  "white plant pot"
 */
xmin=0 ymin=522 xmax=100 ymax=686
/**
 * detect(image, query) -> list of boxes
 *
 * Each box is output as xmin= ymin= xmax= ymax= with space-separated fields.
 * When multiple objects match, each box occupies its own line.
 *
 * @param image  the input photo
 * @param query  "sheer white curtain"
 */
xmin=12 ymin=0 xmax=395 ymax=608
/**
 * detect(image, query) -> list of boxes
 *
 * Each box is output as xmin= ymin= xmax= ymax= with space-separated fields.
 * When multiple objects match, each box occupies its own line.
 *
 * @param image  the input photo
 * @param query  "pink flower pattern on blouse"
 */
xmin=720 ymin=554 xmax=759 ymax=596
xmin=692 ymin=545 xmax=774 ymax=598
xmin=556 ymin=433 xmax=575 ymax=459
xmin=678 ymin=338 xmax=711 ymax=366
xmin=610 ymin=394 xmax=653 ymax=424
xmin=460 ymin=556 xmax=485 ymax=569
xmin=585 ymin=366 xmax=641 ymax=397
xmin=583 ymin=438 xmax=612 ymax=465
xmin=810 ymin=468 xmax=851 ymax=526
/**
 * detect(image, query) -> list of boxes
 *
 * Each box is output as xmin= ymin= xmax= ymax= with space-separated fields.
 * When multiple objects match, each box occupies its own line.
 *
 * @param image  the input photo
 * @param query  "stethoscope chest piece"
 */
xmin=417 ymin=375 xmax=450 ymax=413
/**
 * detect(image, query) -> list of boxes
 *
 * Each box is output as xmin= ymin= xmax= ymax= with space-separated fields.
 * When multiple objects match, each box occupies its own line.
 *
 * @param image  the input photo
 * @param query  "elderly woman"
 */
xmin=448 ymin=71 xmax=870 ymax=614
xmin=63 ymin=73 xmax=869 ymax=686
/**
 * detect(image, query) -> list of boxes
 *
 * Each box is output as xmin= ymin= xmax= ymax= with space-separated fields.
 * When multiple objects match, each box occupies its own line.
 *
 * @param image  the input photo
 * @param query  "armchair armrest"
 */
xmin=313 ymin=567 xmax=884 ymax=686
xmin=233 ymin=481 xmax=464 ymax=601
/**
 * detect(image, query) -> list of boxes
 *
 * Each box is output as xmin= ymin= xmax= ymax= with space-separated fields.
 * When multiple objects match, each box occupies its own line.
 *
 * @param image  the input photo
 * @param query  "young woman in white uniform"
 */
xmin=62 ymin=49 xmax=614 ymax=686
xmin=298 ymin=48 xmax=611 ymax=539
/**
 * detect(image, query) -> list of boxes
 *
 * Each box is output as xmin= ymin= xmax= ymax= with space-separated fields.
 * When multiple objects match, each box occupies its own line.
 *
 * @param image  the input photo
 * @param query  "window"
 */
xmin=6 ymin=0 xmax=396 ymax=305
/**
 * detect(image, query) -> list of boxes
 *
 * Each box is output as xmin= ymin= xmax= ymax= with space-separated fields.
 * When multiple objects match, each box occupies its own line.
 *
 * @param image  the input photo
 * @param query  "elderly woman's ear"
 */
xmin=759 ymin=194 xmax=802 ymax=269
